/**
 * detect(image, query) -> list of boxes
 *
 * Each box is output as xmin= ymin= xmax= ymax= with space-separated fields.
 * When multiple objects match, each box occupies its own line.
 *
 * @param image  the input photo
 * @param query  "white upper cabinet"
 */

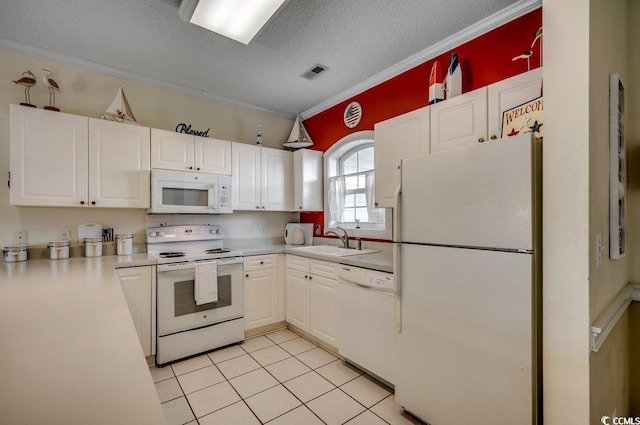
xmin=374 ymin=106 xmax=430 ymax=208
xmin=151 ymin=128 xmax=231 ymax=175
xmin=430 ymin=86 xmax=488 ymax=153
xmin=487 ymin=68 xmax=543 ymax=140
xmin=292 ymin=149 xmax=323 ymax=212
xmin=232 ymin=143 xmax=292 ymax=211
xmin=10 ymin=105 xmax=88 ymax=207
xmin=88 ymin=118 xmax=150 ymax=208
xmin=10 ymin=105 xmax=150 ymax=208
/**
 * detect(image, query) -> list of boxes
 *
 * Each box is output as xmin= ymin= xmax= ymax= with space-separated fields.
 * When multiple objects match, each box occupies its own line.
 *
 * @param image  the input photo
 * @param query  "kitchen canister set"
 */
xmin=4 ymin=235 xmax=134 ymax=262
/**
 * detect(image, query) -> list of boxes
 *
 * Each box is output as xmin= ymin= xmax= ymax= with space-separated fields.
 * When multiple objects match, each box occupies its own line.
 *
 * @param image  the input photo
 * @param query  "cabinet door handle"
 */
xmin=261 ymin=206 xmax=265 ymax=209
xmin=260 ymin=261 xmax=264 ymax=264
xmin=91 ymin=201 xmax=96 ymax=205
xmin=304 ymin=275 xmax=308 ymax=279
xmin=490 ymin=135 xmax=497 ymax=140
xmin=309 ymin=276 xmax=312 ymax=280
xmin=478 ymin=137 xmax=485 ymax=143
xmin=80 ymin=201 xmax=85 ymax=205
xmin=189 ymin=166 xmax=193 ymax=170
xmin=299 ymin=206 xmax=302 ymax=210
xmin=245 ymin=274 xmax=249 ymax=278
xmin=197 ymin=167 xmax=200 ymax=171
xmin=256 ymin=206 xmax=260 ymax=209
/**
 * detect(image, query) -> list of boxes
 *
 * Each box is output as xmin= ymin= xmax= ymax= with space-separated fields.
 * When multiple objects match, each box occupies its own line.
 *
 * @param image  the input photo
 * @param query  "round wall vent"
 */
xmin=344 ymin=102 xmax=362 ymax=128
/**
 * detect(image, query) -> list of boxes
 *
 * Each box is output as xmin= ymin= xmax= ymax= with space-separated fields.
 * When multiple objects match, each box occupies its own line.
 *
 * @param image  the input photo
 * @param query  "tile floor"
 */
xmin=150 ymin=328 xmax=424 ymax=425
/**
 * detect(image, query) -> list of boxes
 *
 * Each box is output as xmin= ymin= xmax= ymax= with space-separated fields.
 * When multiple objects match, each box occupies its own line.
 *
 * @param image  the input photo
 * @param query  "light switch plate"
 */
xmin=595 ymin=233 xmax=602 ymax=267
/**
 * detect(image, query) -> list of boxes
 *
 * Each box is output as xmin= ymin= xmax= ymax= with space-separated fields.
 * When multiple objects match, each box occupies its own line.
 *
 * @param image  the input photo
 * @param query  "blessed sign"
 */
xmin=175 ymin=123 xmax=210 ymax=137
xmin=501 ymin=96 xmax=543 ymax=138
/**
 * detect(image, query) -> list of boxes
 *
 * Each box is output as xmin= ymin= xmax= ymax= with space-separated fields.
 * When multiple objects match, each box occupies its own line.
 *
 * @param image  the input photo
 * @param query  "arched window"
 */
xmin=324 ymin=131 xmax=391 ymax=239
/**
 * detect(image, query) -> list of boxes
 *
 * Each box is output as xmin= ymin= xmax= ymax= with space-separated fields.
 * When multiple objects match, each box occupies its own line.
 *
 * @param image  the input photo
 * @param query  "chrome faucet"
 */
xmin=324 ymin=227 xmax=350 ymax=249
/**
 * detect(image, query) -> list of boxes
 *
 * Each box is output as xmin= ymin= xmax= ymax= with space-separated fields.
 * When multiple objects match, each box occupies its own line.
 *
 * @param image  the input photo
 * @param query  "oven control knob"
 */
xmin=158 ymin=231 xmax=165 ymax=237
xmin=149 ymin=231 xmax=157 ymax=238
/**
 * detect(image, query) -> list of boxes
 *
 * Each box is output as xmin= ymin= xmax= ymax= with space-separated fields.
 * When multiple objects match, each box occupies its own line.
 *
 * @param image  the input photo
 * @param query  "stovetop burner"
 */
xmin=205 ymin=248 xmax=231 ymax=254
xmin=158 ymin=252 xmax=186 ymax=258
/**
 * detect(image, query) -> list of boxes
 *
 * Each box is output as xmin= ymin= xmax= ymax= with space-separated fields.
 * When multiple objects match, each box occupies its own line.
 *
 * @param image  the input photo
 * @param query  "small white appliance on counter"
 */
xmin=284 ymin=223 xmax=313 ymax=245
xmin=147 ymin=224 xmax=244 ymax=366
xmin=394 ymin=133 xmax=541 ymax=425
xmin=149 ymin=169 xmax=232 ymax=214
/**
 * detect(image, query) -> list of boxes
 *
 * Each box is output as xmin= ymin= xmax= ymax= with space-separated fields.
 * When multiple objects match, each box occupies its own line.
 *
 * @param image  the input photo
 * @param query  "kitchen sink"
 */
xmin=291 ymin=245 xmax=378 ymax=257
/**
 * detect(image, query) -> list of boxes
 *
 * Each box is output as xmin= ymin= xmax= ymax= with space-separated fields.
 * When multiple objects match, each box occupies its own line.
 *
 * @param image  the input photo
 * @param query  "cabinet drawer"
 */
xmin=244 ymin=254 xmax=278 ymax=271
xmin=286 ymin=254 xmax=309 ymax=272
xmin=309 ymin=259 xmax=338 ymax=280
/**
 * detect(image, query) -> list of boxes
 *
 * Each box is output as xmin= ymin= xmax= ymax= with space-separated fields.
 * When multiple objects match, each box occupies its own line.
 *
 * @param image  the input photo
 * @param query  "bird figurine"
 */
xmin=512 ymin=51 xmax=533 ymax=71
xmin=42 ymin=69 xmax=61 ymax=111
xmin=12 ymin=70 xmax=37 ymax=107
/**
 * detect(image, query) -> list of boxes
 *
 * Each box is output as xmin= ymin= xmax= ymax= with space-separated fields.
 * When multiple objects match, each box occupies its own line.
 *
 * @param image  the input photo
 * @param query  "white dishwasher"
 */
xmin=338 ymin=265 xmax=395 ymax=385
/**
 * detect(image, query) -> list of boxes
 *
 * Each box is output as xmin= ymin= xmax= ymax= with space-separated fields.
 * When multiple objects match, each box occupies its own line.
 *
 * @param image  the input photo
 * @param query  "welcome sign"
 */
xmin=501 ymin=96 xmax=543 ymax=138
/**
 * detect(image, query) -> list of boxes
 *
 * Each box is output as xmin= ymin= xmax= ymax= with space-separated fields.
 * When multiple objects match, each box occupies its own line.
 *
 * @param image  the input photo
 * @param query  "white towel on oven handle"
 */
xmin=195 ymin=261 xmax=218 ymax=305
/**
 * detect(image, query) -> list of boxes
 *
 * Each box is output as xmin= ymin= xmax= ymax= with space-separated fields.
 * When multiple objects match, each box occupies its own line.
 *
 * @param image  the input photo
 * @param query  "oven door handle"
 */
xmin=157 ymin=262 xmax=193 ymax=272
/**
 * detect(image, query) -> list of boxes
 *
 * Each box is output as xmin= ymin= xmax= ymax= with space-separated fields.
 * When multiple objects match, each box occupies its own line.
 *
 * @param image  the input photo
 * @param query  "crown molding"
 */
xmin=301 ymin=0 xmax=542 ymax=120
xmin=0 ymin=37 xmax=296 ymax=121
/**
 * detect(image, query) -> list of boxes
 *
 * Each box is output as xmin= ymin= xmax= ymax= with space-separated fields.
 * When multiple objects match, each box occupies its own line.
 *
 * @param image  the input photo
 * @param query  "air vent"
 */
xmin=301 ymin=64 xmax=329 ymax=80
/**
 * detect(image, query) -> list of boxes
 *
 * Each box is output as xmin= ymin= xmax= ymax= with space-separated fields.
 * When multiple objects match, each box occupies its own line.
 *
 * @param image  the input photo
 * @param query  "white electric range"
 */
xmin=147 ymin=225 xmax=244 ymax=366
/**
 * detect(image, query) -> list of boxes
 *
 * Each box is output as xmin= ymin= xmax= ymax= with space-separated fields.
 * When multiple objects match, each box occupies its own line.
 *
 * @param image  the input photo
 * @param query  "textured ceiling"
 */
xmin=0 ymin=0 xmax=524 ymax=118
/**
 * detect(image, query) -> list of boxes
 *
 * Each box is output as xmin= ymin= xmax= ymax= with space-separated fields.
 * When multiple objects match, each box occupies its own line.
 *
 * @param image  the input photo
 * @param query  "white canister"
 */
xmin=84 ymin=237 xmax=103 ymax=257
xmin=116 ymin=234 xmax=133 ymax=256
xmin=47 ymin=241 xmax=70 ymax=260
xmin=3 ymin=245 xmax=28 ymax=262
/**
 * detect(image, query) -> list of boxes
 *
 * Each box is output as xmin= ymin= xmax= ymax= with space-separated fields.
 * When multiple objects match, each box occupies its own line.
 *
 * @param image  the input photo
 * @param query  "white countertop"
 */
xmin=0 ymin=255 xmax=165 ymax=425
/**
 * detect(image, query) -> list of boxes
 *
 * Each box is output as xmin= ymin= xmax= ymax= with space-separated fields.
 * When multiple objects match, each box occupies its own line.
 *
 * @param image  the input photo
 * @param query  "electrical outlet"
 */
xmin=58 ymin=229 xmax=71 ymax=241
xmin=595 ymin=233 xmax=602 ymax=268
xmin=260 ymin=225 xmax=267 ymax=236
xmin=315 ymin=224 xmax=321 ymax=235
xmin=14 ymin=230 xmax=28 ymax=246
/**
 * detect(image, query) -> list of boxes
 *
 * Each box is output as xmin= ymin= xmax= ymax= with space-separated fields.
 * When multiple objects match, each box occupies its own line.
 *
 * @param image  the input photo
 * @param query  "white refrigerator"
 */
xmin=394 ymin=133 xmax=541 ymax=425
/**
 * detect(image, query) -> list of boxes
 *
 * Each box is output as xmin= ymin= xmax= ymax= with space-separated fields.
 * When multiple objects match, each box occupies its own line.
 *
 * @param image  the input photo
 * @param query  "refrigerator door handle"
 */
xmin=393 ymin=182 xmax=402 ymax=332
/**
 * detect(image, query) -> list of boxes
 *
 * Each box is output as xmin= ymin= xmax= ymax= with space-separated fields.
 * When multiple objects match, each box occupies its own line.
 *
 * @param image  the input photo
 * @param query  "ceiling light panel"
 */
xmin=190 ymin=0 xmax=287 ymax=44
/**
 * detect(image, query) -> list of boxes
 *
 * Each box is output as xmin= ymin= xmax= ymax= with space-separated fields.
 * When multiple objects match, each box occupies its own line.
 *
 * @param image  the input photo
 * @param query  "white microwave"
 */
xmin=149 ymin=170 xmax=232 ymax=214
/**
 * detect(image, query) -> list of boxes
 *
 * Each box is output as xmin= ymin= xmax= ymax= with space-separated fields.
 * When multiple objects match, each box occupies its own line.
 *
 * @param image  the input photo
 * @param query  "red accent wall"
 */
xmin=301 ymin=8 xmax=542 ymax=235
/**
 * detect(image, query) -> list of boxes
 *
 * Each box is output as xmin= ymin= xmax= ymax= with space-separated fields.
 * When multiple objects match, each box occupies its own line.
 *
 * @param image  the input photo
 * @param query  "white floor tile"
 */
xmin=283 ymin=371 xmax=335 ymax=403
xmin=250 ymin=345 xmax=291 ymax=366
xmin=345 ymin=410 xmax=388 ymax=425
xmin=208 ymin=344 xmax=246 ymax=364
xmin=161 ymin=396 xmax=195 ymax=425
xmin=156 ymin=378 xmax=183 ymax=403
xmin=171 ymin=354 xmax=213 ymax=376
xmin=186 ymin=381 xmax=241 ymax=418
xmin=244 ymin=385 xmax=301 ymax=423
xmin=150 ymin=365 xmax=175 ymax=383
xmin=198 ymin=401 xmax=260 ymax=425
xmin=306 ymin=388 xmax=365 ymax=425
xmin=265 ymin=328 xmax=299 ymax=344
xmin=241 ymin=335 xmax=275 ymax=353
xmin=264 ymin=357 xmax=312 ymax=383
xmin=316 ymin=360 xmax=362 ymax=386
xmin=340 ymin=375 xmax=391 ymax=408
xmin=370 ymin=395 xmax=425 ymax=425
xmin=177 ymin=365 xmax=226 ymax=394
xmin=296 ymin=347 xmax=338 ymax=369
xmin=279 ymin=337 xmax=317 ymax=355
xmin=267 ymin=405 xmax=324 ymax=425
xmin=216 ymin=354 xmax=262 ymax=379
xmin=229 ymin=368 xmax=279 ymax=398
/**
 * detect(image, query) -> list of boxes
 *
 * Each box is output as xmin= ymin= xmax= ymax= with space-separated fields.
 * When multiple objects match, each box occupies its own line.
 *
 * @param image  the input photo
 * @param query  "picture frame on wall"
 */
xmin=609 ymin=72 xmax=626 ymax=259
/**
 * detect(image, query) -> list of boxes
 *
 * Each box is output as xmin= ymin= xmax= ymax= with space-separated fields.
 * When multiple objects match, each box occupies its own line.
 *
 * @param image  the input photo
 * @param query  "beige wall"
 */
xmin=588 ymin=0 xmax=632 ymax=420
xmin=542 ymin=0 xmax=591 ymax=423
xmin=627 ymin=0 xmax=640 ymax=415
xmin=0 ymin=49 xmax=294 ymax=247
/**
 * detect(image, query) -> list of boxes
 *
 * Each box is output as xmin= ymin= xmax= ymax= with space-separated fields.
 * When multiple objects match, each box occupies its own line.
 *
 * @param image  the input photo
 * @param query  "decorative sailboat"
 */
xmin=283 ymin=115 xmax=314 ymax=149
xmin=102 ymin=86 xmax=139 ymax=125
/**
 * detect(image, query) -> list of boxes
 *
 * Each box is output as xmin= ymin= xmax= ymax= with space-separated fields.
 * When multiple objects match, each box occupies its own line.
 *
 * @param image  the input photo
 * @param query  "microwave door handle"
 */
xmin=208 ymin=185 xmax=218 ymax=212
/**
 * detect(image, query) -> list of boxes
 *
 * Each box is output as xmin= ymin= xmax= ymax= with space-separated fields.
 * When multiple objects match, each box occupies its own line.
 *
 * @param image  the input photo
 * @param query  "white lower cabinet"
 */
xmin=117 ymin=265 xmax=156 ymax=357
xmin=244 ymin=254 xmax=279 ymax=331
xmin=285 ymin=255 xmax=339 ymax=348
